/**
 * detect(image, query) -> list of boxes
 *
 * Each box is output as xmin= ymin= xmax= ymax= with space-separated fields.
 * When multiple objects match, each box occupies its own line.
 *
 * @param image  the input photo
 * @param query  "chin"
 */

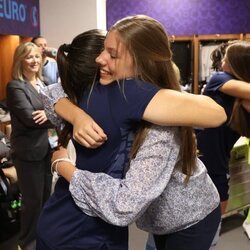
xmin=99 ymin=78 xmax=114 ymax=85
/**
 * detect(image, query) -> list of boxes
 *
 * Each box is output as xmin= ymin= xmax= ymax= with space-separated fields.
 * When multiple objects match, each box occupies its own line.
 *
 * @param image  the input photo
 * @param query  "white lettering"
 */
xmin=0 ymin=0 xmax=3 ymax=18
xmin=0 ymin=0 xmax=26 ymax=22
xmin=4 ymin=0 xmax=11 ymax=19
xmin=19 ymin=4 xmax=25 ymax=22
xmin=12 ymin=0 xmax=18 ymax=20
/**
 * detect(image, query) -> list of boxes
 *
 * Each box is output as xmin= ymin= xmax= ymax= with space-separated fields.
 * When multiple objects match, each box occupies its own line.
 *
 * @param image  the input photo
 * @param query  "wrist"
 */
xmin=51 ymin=158 xmax=75 ymax=176
xmin=72 ymin=109 xmax=90 ymax=125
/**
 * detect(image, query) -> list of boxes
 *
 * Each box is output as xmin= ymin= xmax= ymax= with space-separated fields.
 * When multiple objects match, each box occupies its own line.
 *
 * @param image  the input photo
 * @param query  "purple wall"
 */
xmin=107 ymin=0 xmax=250 ymax=35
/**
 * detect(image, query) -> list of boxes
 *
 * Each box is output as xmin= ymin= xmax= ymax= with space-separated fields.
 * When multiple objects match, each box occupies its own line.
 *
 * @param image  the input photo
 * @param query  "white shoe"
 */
xmin=242 ymin=219 xmax=250 ymax=240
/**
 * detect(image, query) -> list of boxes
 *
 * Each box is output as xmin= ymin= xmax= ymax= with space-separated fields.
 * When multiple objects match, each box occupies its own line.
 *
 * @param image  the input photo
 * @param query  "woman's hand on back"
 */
xmin=54 ymin=98 xmax=108 ymax=148
xmin=72 ymin=113 xmax=108 ymax=148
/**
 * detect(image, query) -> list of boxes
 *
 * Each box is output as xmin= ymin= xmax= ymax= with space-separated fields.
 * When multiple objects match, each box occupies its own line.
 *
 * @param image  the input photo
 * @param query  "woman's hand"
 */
xmin=54 ymin=98 xmax=108 ymax=148
xmin=32 ymin=110 xmax=48 ymax=124
xmin=72 ymin=113 xmax=108 ymax=148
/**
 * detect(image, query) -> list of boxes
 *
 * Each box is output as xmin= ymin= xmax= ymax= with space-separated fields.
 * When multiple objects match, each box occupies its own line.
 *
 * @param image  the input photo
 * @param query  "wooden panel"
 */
xmin=244 ymin=34 xmax=250 ymax=41
xmin=193 ymin=35 xmax=199 ymax=94
xmin=197 ymin=34 xmax=242 ymax=41
xmin=0 ymin=35 xmax=31 ymax=100
xmin=169 ymin=35 xmax=194 ymax=42
xmin=20 ymin=36 xmax=32 ymax=43
xmin=0 ymin=35 xmax=19 ymax=100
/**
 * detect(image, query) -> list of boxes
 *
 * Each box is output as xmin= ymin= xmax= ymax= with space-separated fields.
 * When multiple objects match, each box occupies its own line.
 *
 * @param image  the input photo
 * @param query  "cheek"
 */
xmin=107 ymin=60 xmax=116 ymax=73
xmin=126 ymin=61 xmax=134 ymax=74
xmin=22 ymin=61 xmax=29 ymax=70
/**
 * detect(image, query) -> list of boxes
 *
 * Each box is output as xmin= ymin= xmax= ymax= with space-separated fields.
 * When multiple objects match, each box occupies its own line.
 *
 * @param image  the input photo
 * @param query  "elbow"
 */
xmin=211 ymin=106 xmax=227 ymax=127
xmin=107 ymin=216 xmax=135 ymax=227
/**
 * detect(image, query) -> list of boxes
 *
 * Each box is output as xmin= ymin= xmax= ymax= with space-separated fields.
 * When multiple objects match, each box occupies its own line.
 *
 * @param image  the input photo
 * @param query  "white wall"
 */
xmin=39 ymin=0 xmax=106 ymax=48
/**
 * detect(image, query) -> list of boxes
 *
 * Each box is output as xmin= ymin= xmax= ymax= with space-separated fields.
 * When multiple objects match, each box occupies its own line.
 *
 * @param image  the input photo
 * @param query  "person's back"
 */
xmin=197 ymin=72 xmax=239 ymax=180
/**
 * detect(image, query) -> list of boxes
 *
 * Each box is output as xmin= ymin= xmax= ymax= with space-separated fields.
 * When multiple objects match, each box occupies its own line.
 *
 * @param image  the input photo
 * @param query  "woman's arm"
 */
xmin=143 ymin=89 xmax=226 ymax=127
xmin=219 ymin=79 xmax=250 ymax=99
xmin=40 ymin=83 xmax=107 ymax=148
xmin=39 ymin=83 xmax=66 ymax=127
xmin=55 ymin=98 xmax=107 ymax=148
xmin=7 ymin=82 xmax=52 ymax=129
xmin=52 ymin=126 xmax=180 ymax=226
xmin=53 ymin=89 xmax=226 ymax=146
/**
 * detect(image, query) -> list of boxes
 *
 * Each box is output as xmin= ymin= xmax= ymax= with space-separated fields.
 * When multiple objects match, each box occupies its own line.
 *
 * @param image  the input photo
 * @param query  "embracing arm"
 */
xmin=52 ymin=88 xmax=226 ymax=146
xmin=39 ymin=83 xmax=67 ymax=127
xmin=7 ymin=82 xmax=52 ymax=129
xmin=40 ymin=83 xmax=107 ymax=148
xmin=55 ymin=98 xmax=107 ymax=148
xmin=53 ymin=126 xmax=180 ymax=226
xmin=219 ymin=79 xmax=250 ymax=100
xmin=143 ymin=89 xmax=226 ymax=127
xmin=219 ymin=79 xmax=250 ymax=113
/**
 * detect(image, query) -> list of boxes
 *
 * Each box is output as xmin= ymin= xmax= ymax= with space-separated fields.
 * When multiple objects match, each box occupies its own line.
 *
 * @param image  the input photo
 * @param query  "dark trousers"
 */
xmin=14 ymin=152 xmax=52 ymax=249
xmin=154 ymin=205 xmax=221 ymax=250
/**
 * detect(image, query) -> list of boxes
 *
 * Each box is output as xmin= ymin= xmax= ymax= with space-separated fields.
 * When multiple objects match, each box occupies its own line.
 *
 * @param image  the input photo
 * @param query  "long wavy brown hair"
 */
xmin=226 ymin=41 xmax=250 ymax=137
xmin=110 ymin=15 xmax=197 ymax=182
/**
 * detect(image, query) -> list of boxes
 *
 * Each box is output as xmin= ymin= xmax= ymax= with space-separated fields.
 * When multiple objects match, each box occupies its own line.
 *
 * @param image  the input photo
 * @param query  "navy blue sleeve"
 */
xmin=205 ymin=72 xmax=233 ymax=94
xmin=122 ymin=79 xmax=160 ymax=122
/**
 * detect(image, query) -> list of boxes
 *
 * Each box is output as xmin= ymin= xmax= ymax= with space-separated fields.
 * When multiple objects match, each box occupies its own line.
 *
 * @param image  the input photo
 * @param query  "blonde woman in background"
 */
xmin=6 ymin=42 xmax=54 ymax=250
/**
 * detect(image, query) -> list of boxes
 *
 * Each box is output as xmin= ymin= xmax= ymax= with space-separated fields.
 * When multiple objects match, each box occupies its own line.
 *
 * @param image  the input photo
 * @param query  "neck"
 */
xmin=23 ymin=72 xmax=37 ymax=83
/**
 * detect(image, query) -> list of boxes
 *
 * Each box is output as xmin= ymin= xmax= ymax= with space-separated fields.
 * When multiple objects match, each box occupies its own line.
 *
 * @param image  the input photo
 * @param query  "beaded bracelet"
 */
xmin=51 ymin=158 xmax=75 ymax=175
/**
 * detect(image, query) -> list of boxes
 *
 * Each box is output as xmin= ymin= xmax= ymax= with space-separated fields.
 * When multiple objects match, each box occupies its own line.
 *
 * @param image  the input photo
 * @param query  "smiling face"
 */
xmin=95 ymin=30 xmax=135 ymax=85
xmin=22 ymin=47 xmax=42 ymax=77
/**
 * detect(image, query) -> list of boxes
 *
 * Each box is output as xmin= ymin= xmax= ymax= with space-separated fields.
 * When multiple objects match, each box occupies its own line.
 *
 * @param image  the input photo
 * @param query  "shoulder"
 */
xmin=7 ymin=80 xmax=25 ymax=89
xmin=125 ymin=79 xmax=159 ymax=90
xmin=145 ymin=125 xmax=179 ymax=146
xmin=122 ymin=79 xmax=159 ymax=99
xmin=46 ymin=57 xmax=57 ymax=63
xmin=209 ymin=72 xmax=233 ymax=83
xmin=206 ymin=72 xmax=234 ymax=92
xmin=46 ymin=58 xmax=57 ymax=67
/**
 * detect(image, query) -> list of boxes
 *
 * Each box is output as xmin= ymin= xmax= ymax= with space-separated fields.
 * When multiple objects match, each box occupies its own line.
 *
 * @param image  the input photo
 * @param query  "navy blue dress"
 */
xmin=196 ymin=72 xmax=239 ymax=201
xmin=36 ymin=79 xmax=159 ymax=249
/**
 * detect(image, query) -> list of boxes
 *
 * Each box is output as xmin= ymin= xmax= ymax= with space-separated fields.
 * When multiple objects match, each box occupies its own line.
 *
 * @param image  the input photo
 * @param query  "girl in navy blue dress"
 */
xmin=37 ymin=16 xmax=226 ymax=250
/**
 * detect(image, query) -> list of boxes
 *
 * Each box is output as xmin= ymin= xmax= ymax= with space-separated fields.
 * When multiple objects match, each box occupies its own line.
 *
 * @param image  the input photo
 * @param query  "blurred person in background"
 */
xmin=31 ymin=36 xmax=59 ymax=85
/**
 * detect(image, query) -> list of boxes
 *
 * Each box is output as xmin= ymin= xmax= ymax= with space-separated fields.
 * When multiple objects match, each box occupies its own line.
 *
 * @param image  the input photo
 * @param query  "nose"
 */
xmin=33 ymin=57 xmax=40 ymax=64
xmin=95 ymin=50 xmax=107 ymax=66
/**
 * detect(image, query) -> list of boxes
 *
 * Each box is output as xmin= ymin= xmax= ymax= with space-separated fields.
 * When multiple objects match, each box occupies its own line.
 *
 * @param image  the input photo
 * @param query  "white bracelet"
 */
xmin=51 ymin=158 xmax=75 ymax=175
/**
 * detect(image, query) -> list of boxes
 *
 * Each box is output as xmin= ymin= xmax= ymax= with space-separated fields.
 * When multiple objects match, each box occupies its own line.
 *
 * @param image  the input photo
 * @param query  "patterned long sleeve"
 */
xmin=69 ymin=126 xmax=180 ymax=226
xmin=40 ymin=83 xmax=67 ymax=127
